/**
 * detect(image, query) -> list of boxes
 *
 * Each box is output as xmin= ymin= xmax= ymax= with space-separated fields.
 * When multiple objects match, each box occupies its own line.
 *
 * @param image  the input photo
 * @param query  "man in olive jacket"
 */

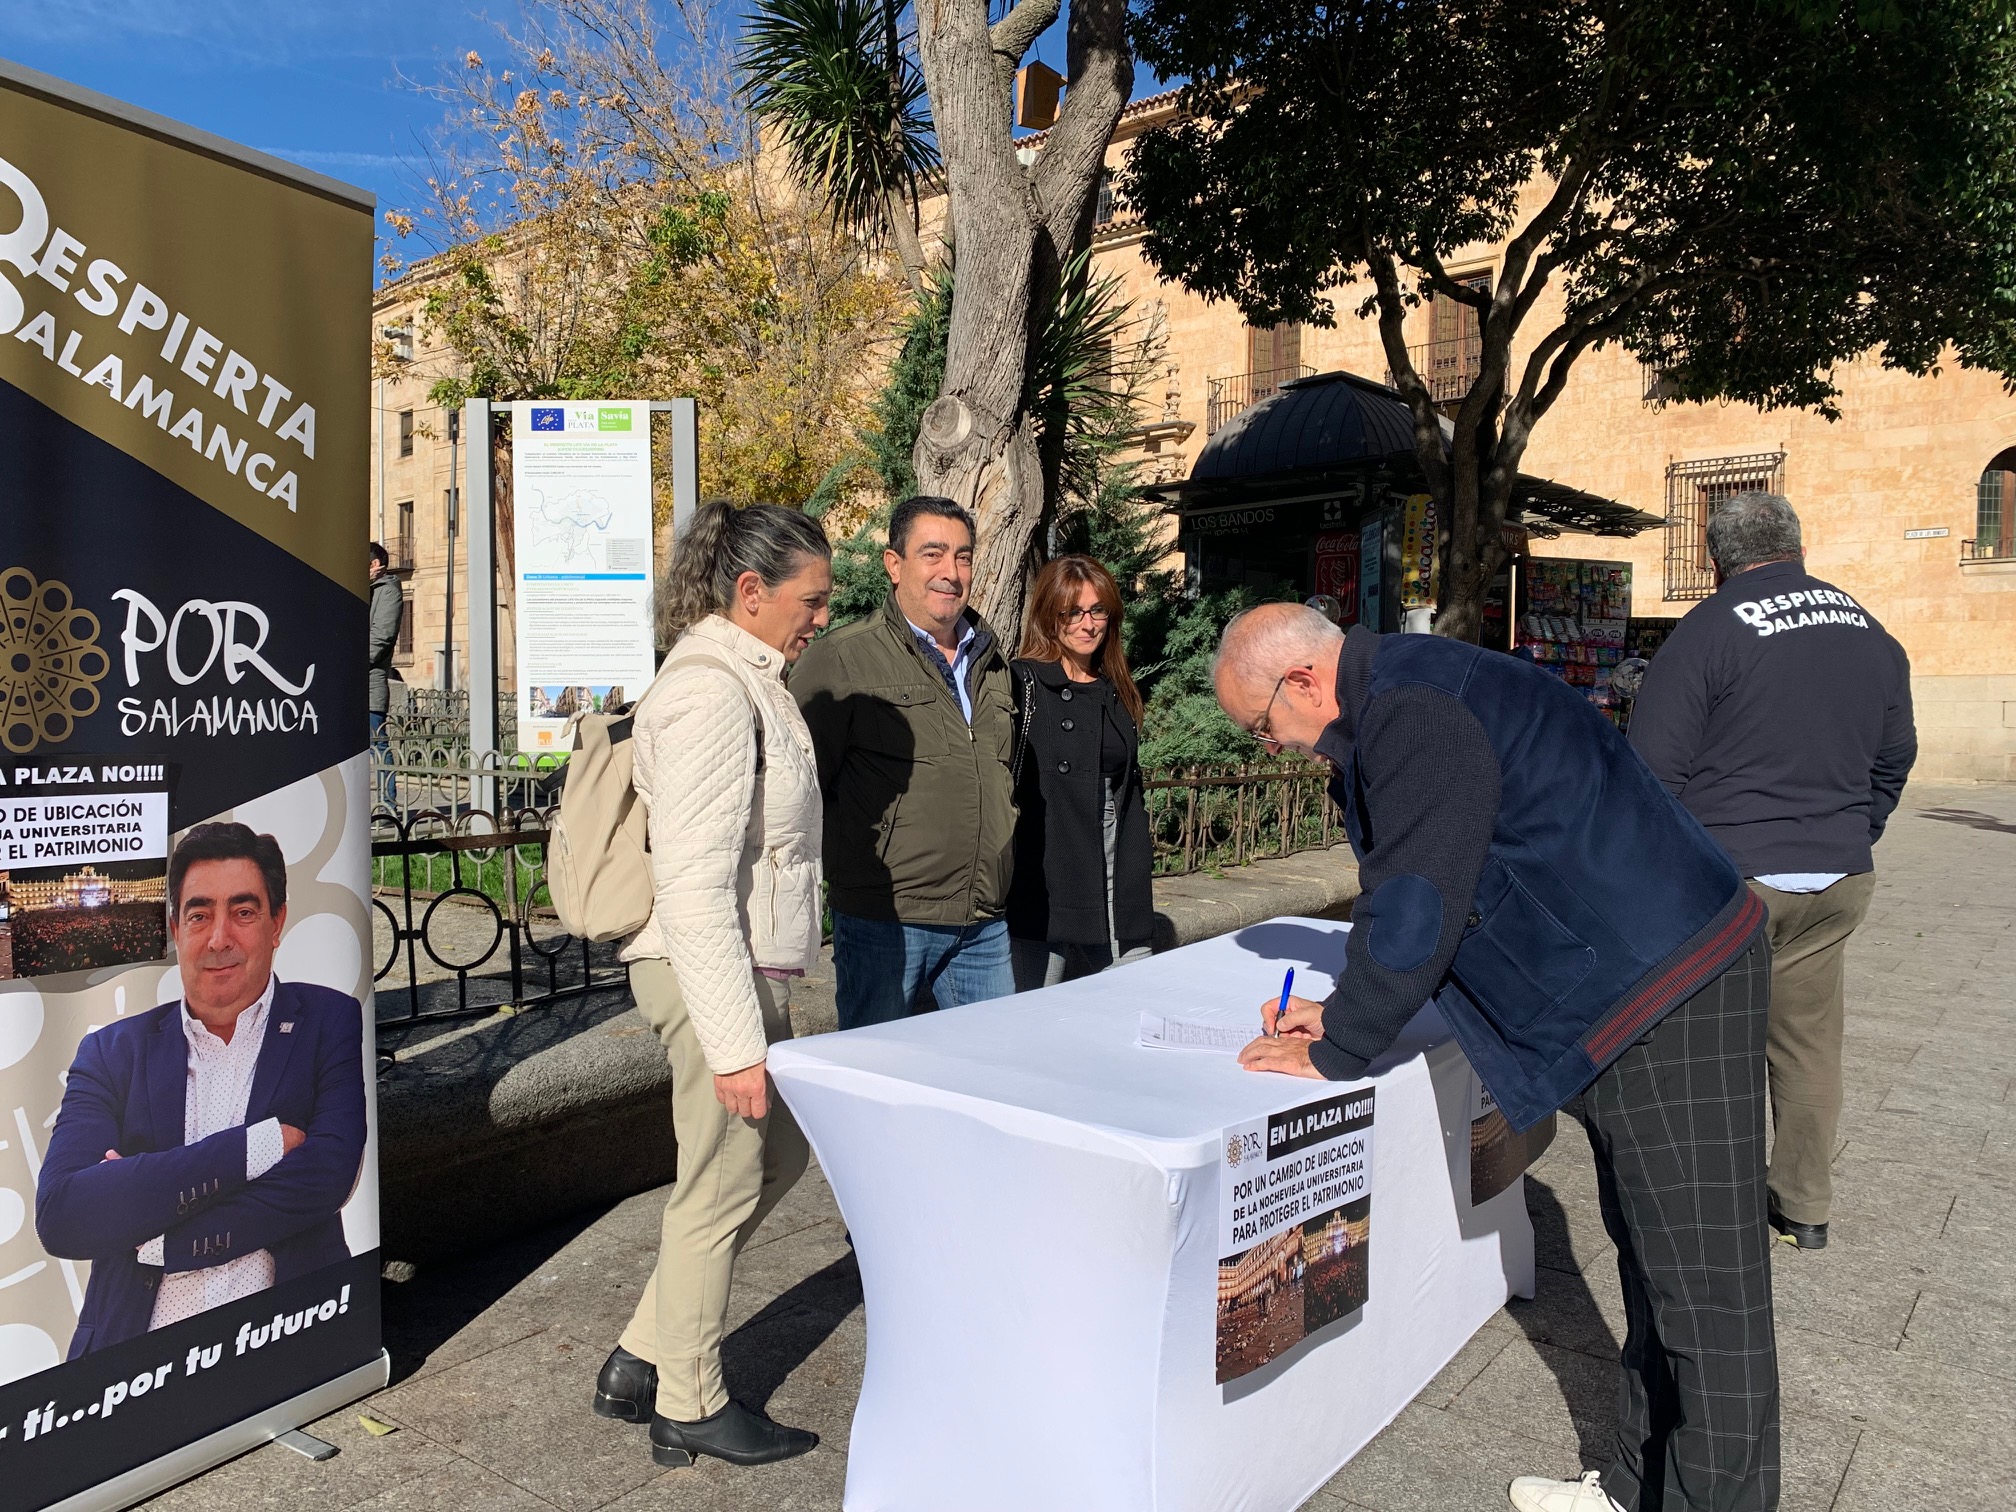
xmin=791 ymin=496 xmax=1017 ymax=1027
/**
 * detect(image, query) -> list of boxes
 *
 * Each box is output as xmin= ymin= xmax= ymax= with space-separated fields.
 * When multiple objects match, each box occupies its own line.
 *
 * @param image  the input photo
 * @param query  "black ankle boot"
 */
xmin=592 ymin=1347 xmax=658 ymax=1423
xmin=649 ymin=1401 xmax=818 ymax=1467
xmin=1768 ymin=1199 xmax=1828 ymax=1250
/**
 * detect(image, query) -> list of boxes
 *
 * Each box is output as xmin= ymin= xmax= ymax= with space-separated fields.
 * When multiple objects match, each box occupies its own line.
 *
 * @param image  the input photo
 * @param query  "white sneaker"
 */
xmin=1508 ymin=1470 xmax=1628 ymax=1512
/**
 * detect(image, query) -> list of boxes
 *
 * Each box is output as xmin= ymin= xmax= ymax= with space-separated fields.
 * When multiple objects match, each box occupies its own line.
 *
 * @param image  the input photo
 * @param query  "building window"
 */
xmin=1663 ymin=452 xmax=1787 ymax=600
xmin=1973 ymin=449 xmax=2016 ymax=560
xmin=398 ymin=409 xmax=415 ymax=459
xmin=396 ymin=591 xmax=413 ymax=656
xmin=1422 ymin=274 xmax=1489 ymax=405
xmin=394 ymin=501 xmax=414 ymax=569
xmin=1204 ymin=324 xmax=1314 ymax=434
xmin=1094 ymin=170 xmax=1118 ymax=229
xmin=1247 ymin=321 xmax=1303 ymax=380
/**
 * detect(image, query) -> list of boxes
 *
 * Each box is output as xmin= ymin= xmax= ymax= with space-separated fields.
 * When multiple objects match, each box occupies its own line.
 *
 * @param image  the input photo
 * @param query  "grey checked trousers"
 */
xmin=1580 ymin=933 xmax=1780 ymax=1512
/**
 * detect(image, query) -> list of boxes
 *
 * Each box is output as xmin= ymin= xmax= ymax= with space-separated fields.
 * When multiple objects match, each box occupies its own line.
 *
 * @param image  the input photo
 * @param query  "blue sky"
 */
xmin=0 ymin=0 xmax=482 ymax=223
xmin=0 ymin=2 xmax=1143 ymax=257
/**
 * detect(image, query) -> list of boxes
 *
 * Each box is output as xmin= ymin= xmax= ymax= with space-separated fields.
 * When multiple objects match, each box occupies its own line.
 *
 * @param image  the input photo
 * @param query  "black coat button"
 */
xmin=1057 ymin=760 xmax=1071 ymax=773
xmin=1467 ymin=911 xmax=1482 ymax=929
xmin=1061 ymin=718 xmax=1074 ymax=731
xmin=1059 ymin=687 xmax=1073 ymax=701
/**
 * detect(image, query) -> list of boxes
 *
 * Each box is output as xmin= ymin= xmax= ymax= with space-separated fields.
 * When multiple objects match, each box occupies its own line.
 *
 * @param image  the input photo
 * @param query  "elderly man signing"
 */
xmin=1213 ymin=603 xmax=1776 ymax=1512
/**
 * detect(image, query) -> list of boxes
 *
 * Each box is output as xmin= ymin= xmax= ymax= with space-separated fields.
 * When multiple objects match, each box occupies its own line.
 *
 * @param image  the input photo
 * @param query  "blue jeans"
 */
xmin=831 ymin=913 xmax=1015 ymax=1030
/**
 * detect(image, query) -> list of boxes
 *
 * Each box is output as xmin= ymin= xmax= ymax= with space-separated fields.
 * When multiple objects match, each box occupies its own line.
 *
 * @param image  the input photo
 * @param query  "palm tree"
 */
xmin=740 ymin=0 xmax=937 ymax=294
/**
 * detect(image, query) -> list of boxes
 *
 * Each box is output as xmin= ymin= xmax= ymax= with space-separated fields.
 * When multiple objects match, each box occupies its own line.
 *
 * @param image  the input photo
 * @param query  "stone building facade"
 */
xmin=1074 ymin=92 xmax=2016 ymax=781
xmin=369 ymin=91 xmax=2016 ymax=779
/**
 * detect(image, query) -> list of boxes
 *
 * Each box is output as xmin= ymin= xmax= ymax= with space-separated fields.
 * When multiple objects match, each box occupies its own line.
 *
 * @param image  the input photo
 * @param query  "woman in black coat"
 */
xmin=1007 ymin=555 xmax=1155 ymax=990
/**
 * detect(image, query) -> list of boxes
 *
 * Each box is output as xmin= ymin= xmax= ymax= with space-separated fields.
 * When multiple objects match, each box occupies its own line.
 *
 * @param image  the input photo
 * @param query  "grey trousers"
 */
xmin=618 ymin=959 xmax=809 ymax=1419
xmin=1747 ymin=873 xmax=1878 ymax=1226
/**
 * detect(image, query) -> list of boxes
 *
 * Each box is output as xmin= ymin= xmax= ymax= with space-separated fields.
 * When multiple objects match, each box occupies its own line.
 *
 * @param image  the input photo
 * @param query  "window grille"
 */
xmin=397 ymin=592 xmax=413 ymax=656
xmin=1662 ymin=452 xmax=1787 ymax=601
xmin=1977 ymin=467 xmax=2009 ymax=558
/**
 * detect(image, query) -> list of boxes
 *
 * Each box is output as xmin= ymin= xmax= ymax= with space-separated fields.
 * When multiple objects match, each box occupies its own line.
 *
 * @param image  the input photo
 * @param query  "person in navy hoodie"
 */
xmin=37 ymin=822 xmax=367 ymax=1358
xmin=1216 ymin=603 xmax=1774 ymax=1512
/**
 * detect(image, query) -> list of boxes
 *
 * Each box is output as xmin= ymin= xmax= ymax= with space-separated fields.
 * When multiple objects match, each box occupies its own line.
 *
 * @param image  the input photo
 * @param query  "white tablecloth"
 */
xmin=768 ymin=917 xmax=1535 ymax=1512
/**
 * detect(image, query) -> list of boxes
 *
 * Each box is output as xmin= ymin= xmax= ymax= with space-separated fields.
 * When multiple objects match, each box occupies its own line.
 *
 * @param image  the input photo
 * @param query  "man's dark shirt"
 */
xmin=1628 ymin=559 xmax=1916 ymax=877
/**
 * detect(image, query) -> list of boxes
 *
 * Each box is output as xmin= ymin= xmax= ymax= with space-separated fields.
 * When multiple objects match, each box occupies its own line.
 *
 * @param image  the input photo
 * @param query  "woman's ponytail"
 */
xmin=657 ymin=501 xmax=736 ymax=651
xmin=655 ymin=501 xmax=832 ymax=653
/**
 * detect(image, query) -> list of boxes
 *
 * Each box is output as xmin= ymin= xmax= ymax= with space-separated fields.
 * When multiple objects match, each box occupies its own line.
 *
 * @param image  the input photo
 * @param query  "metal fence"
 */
xmin=370 ymin=802 xmax=628 ymax=1043
xmin=1145 ymin=763 xmax=1339 ymax=875
xmin=365 ymin=750 xmax=1344 ymax=1035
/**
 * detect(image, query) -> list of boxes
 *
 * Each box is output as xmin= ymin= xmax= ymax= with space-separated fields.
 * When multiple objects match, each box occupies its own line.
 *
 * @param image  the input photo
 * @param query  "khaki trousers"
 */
xmin=1747 ymin=873 xmax=1877 ymax=1227
xmin=618 ymin=958 xmax=809 ymax=1419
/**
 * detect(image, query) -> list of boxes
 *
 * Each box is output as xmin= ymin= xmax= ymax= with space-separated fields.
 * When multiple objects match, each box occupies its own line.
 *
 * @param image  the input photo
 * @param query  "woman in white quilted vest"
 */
xmin=593 ymin=501 xmax=831 ymax=1471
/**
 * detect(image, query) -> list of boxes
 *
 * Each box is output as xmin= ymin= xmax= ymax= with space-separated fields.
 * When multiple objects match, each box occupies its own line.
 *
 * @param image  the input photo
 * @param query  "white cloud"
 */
xmin=257 ymin=147 xmax=408 ymax=170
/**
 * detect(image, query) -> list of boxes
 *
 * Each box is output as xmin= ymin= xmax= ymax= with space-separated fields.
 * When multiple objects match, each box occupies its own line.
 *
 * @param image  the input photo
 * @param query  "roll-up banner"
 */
xmin=0 ymin=61 xmax=384 ymax=1511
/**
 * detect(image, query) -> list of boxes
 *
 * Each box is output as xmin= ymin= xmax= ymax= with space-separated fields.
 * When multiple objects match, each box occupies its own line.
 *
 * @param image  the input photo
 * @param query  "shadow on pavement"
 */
xmin=1917 ymin=807 xmax=2016 ymax=835
xmin=1512 ymin=1175 xmax=1621 ymax=1468
xmin=379 ymin=1205 xmax=610 ymax=1386
xmin=723 ymin=1252 xmax=863 ymax=1411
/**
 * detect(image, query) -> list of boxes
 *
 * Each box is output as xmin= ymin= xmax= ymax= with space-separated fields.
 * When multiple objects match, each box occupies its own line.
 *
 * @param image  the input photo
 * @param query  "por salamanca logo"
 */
xmin=0 ymin=154 xmax=317 ymax=513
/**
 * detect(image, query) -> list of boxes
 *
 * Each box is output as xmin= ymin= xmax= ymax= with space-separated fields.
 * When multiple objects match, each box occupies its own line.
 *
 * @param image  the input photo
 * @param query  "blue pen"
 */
xmin=1272 ymin=967 xmax=1294 ymax=1038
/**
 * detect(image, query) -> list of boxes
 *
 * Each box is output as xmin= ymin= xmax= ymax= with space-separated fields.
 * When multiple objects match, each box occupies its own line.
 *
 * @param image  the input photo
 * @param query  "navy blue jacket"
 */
xmin=1627 ymin=559 xmax=1915 ymax=877
xmin=36 ymin=981 xmax=368 ymax=1357
xmin=1312 ymin=629 xmax=1764 ymax=1130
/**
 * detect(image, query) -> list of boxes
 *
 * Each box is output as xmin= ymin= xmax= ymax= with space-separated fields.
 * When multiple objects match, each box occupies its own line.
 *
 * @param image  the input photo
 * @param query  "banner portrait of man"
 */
xmin=32 ymin=822 xmax=367 ymax=1359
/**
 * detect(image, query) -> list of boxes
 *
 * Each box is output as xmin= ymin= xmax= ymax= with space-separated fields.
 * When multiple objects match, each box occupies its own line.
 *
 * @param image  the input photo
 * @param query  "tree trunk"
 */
xmin=909 ymin=0 xmax=1131 ymax=641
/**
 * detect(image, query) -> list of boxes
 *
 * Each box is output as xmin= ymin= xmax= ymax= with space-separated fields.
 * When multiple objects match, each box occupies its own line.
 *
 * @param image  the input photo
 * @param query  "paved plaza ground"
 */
xmin=144 ymin=782 xmax=2015 ymax=1512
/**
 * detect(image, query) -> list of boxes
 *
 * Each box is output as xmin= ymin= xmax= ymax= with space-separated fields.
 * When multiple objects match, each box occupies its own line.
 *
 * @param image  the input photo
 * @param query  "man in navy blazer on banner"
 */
xmin=37 ymin=822 xmax=367 ymax=1359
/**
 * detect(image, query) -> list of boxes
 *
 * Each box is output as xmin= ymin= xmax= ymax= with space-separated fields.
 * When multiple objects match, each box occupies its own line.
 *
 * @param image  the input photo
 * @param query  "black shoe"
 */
xmin=649 ymin=1401 xmax=818 ymax=1468
xmin=593 ymin=1347 xmax=658 ymax=1423
xmin=1769 ymin=1205 xmax=1828 ymax=1250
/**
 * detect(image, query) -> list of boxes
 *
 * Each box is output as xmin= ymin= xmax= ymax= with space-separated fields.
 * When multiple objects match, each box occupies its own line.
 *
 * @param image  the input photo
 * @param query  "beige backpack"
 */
xmin=545 ymin=649 xmax=761 ymax=942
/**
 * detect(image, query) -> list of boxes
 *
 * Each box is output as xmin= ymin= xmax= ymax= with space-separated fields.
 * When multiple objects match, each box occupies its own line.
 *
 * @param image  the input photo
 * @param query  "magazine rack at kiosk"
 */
xmin=768 ymin=918 xmax=1535 ymax=1512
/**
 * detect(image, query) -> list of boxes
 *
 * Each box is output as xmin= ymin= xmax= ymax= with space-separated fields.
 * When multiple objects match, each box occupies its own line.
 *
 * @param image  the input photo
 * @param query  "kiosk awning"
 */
xmin=1145 ymin=370 xmax=1666 ymax=537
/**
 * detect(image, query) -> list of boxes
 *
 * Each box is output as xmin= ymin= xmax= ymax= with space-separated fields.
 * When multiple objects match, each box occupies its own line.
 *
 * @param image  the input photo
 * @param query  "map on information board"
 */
xmin=511 ymin=402 xmax=657 ymax=753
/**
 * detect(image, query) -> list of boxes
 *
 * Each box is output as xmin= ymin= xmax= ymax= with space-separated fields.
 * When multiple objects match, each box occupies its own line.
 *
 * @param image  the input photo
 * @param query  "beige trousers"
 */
xmin=618 ymin=958 xmax=809 ymax=1419
xmin=1748 ymin=873 xmax=1878 ymax=1226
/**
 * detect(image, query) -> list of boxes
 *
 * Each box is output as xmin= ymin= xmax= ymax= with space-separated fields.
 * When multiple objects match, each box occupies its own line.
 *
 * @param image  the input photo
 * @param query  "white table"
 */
xmin=768 ymin=917 xmax=1534 ymax=1512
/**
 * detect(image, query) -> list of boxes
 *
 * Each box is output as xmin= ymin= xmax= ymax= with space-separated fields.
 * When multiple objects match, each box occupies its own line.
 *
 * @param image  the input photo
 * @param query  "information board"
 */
xmin=511 ymin=402 xmax=656 ymax=753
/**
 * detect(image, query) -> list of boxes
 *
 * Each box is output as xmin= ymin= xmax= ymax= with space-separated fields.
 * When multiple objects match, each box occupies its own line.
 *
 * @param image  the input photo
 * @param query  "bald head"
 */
xmin=1215 ymin=603 xmax=1345 ymax=684
xmin=1213 ymin=603 xmax=1347 ymax=757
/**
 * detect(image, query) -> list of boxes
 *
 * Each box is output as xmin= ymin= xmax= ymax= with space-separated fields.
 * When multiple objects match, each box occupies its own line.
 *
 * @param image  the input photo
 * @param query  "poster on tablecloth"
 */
xmin=1215 ymin=1087 xmax=1375 ymax=1383
xmin=1468 ymin=1071 xmax=1556 ymax=1206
